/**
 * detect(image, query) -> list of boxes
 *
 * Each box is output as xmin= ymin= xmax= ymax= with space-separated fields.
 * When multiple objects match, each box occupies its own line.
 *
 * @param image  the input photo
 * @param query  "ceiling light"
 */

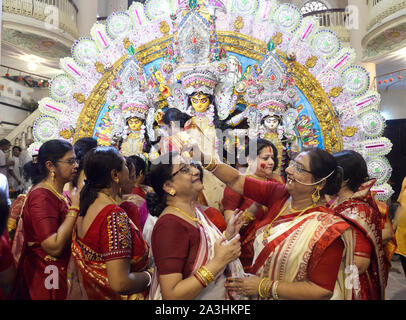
xmin=28 ymin=61 xmax=38 ymax=71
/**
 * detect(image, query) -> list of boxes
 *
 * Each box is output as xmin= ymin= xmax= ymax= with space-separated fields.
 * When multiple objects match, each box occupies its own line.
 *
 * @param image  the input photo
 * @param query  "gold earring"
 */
xmin=114 ymin=178 xmax=119 ymax=184
xmin=312 ymin=186 xmax=321 ymax=206
xmin=51 ymin=171 xmax=56 ymax=182
xmin=169 ymin=189 xmax=176 ymax=196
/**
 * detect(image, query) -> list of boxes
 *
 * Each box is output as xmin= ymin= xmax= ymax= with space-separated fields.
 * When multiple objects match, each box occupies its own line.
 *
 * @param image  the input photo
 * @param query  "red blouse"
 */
xmin=132 ymin=186 xmax=146 ymax=199
xmin=120 ymin=201 xmax=141 ymax=230
xmin=244 ymin=177 xmax=345 ymax=292
xmin=151 ymin=214 xmax=200 ymax=279
xmin=77 ymin=204 xmax=147 ymax=268
xmin=19 ymin=188 xmax=70 ymax=300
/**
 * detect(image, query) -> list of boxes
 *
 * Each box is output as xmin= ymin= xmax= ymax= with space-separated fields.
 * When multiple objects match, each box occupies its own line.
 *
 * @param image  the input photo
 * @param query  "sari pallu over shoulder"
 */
xmin=67 ymin=206 xmax=150 ymax=300
xmin=251 ymin=210 xmax=355 ymax=300
xmin=149 ymin=206 xmax=246 ymax=300
xmin=332 ymin=180 xmax=390 ymax=300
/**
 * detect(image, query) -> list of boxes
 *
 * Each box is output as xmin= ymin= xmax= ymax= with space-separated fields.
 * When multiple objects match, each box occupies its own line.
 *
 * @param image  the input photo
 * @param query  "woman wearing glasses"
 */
xmin=12 ymin=139 xmax=80 ymax=299
xmin=188 ymin=145 xmax=355 ymax=299
xmin=221 ymin=139 xmax=284 ymax=271
xmin=147 ymin=152 xmax=246 ymax=300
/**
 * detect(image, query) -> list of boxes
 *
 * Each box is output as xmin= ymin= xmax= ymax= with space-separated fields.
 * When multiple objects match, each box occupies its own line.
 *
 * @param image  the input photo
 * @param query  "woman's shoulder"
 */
xmin=154 ymin=213 xmax=196 ymax=233
xmin=335 ymin=198 xmax=375 ymax=215
xmin=26 ymin=187 xmax=63 ymax=204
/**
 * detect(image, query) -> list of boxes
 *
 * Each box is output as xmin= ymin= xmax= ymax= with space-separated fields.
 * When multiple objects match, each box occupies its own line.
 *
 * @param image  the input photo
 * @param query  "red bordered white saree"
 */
xmin=250 ymin=207 xmax=355 ymax=300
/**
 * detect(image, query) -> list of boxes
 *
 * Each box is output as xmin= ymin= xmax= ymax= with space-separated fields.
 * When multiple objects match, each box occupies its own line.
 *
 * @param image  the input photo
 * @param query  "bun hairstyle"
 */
xmin=333 ymin=150 xmax=369 ymax=192
xmin=243 ymin=138 xmax=279 ymax=171
xmin=129 ymin=155 xmax=147 ymax=177
xmin=146 ymin=151 xmax=179 ymax=217
xmin=72 ymin=137 xmax=97 ymax=188
xmin=163 ymin=108 xmax=192 ymax=129
xmin=28 ymin=139 xmax=73 ymax=185
xmin=79 ymin=146 xmax=124 ymax=217
xmin=304 ymin=147 xmax=343 ymax=196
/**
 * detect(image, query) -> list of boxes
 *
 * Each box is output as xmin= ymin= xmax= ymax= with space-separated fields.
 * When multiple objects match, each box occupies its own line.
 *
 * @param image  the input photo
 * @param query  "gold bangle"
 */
xmin=195 ymin=269 xmax=209 ymax=287
xmin=199 ymin=266 xmax=215 ymax=283
xmin=66 ymin=211 xmax=78 ymax=218
xmin=68 ymin=206 xmax=80 ymax=212
xmin=203 ymin=157 xmax=217 ymax=172
xmin=258 ymin=278 xmax=271 ymax=298
xmin=272 ymin=280 xmax=280 ymax=300
xmin=243 ymin=210 xmax=255 ymax=223
xmin=258 ymin=278 xmax=266 ymax=298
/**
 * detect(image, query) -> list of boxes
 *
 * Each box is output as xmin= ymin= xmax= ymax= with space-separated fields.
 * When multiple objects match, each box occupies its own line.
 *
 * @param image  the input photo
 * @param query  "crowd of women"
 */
xmin=0 ymin=111 xmax=399 ymax=300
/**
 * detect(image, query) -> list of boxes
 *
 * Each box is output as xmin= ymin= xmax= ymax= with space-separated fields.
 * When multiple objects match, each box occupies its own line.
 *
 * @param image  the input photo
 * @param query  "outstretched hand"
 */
xmin=224 ymin=209 xmax=245 ymax=240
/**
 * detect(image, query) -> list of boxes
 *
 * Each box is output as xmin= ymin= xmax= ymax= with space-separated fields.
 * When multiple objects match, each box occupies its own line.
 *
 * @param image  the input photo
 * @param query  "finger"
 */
xmin=230 ymin=234 xmax=240 ymax=244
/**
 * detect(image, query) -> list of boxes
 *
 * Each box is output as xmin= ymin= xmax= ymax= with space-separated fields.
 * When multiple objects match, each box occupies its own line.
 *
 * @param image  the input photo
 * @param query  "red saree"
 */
xmin=0 ymin=231 xmax=14 ymax=300
xmin=12 ymin=188 xmax=71 ymax=300
xmin=223 ymin=177 xmax=288 ymax=271
xmin=69 ymin=204 xmax=150 ymax=300
xmin=331 ymin=180 xmax=390 ymax=300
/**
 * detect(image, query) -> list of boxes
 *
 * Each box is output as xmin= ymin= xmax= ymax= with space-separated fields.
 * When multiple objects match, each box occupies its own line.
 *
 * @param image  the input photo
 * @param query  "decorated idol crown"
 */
xmin=121 ymin=93 xmax=154 ymax=120
xmin=177 ymin=66 xmax=219 ymax=96
xmin=257 ymin=93 xmax=290 ymax=119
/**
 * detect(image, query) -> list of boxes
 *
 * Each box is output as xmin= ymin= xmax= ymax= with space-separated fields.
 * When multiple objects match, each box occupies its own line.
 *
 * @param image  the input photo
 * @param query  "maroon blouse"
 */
xmin=151 ymin=214 xmax=200 ymax=278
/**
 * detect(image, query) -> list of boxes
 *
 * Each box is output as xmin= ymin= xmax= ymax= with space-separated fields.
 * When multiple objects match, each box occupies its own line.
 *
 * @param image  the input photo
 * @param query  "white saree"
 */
xmin=149 ymin=206 xmax=245 ymax=300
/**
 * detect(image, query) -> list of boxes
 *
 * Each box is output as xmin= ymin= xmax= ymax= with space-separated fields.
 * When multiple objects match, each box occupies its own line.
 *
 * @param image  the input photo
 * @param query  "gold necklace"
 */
xmin=167 ymin=205 xmax=203 ymax=225
xmin=262 ymin=199 xmax=314 ymax=241
xmin=44 ymin=182 xmax=69 ymax=205
xmin=248 ymin=174 xmax=267 ymax=182
xmin=100 ymin=192 xmax=118 ymax=205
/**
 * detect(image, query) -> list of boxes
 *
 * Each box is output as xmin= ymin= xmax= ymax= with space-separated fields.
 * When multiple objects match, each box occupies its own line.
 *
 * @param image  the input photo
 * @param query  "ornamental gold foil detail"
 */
xmin=305 ymin=56 xmax=318 ymax=69
xmin=234 ymin=16 xmax=244 ymax=33
xmin=74 ymin=93 xmax=85 ymax=104
xmin=74 ymin=54 xmax=127 ymax=142
xmin=277 ymin=51 xmax=343 ymax=153
xmin=343 ymin=126 xmax=358 ymax=137
xmin=328 ymin=87 xmax=343 ymax=98
xmin=272 ymin=32 xmax=283 ymax=46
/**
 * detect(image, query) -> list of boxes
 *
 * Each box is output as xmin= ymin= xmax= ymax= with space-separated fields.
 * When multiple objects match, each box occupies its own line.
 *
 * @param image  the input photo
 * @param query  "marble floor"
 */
xmin=386 ymin=258 xmax=406 ymax=300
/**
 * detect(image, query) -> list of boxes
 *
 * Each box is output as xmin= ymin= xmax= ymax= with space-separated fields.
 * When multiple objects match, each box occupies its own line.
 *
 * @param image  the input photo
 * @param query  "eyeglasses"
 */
xmin=288 ymin=159 xmax=313 ymax=174
xmin=171 ymin=162 xmax=199 ymax=177
xmin=57 ymin=158 xmax=78 ymax=165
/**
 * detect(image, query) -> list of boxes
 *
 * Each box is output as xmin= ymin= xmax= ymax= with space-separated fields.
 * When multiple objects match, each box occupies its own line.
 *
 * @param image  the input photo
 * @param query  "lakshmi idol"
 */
xmin=120 ymin=95 xmax=152 ymax=157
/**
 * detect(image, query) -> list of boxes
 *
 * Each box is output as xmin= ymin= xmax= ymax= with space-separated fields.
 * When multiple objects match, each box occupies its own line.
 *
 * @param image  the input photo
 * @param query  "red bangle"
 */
xmin=193 ymin=272 xmax=207 ymax=288
xmin=68 ymin=207 xmax=80 ymax=213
